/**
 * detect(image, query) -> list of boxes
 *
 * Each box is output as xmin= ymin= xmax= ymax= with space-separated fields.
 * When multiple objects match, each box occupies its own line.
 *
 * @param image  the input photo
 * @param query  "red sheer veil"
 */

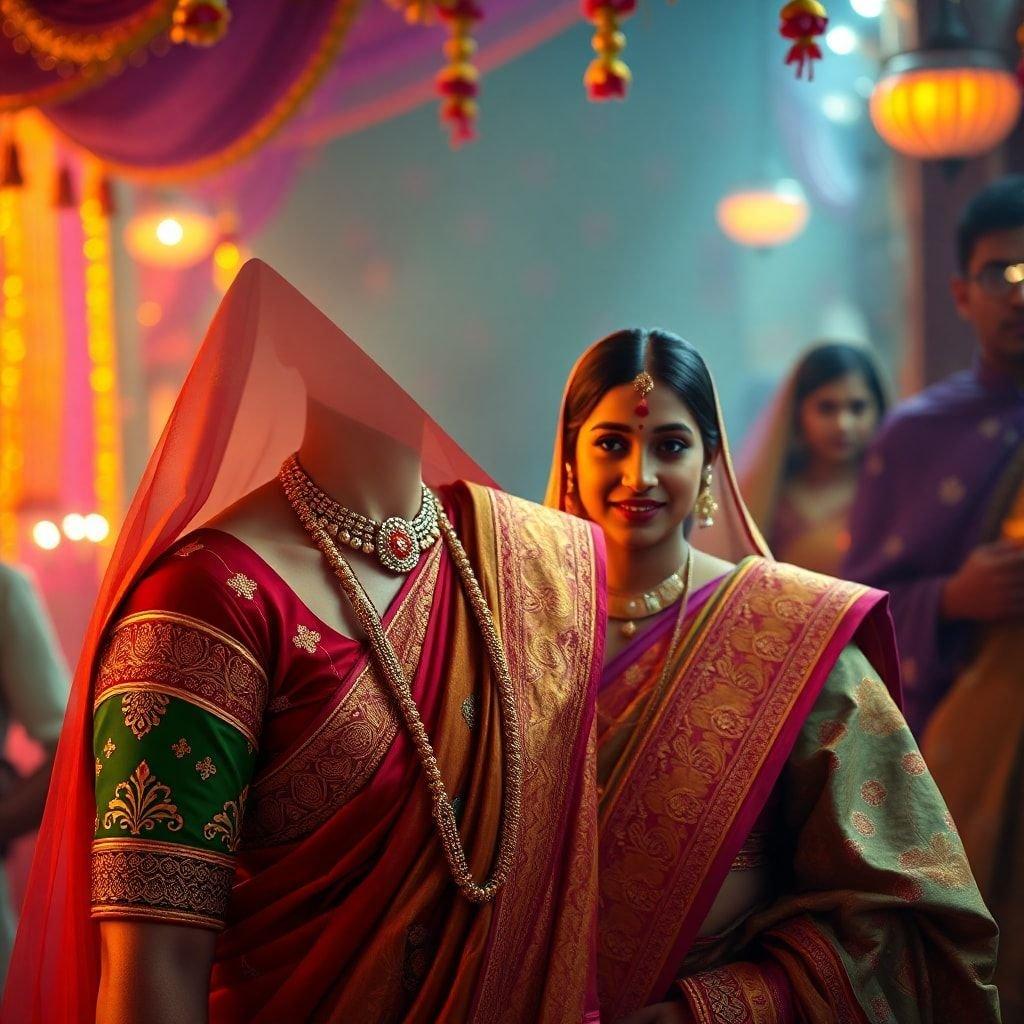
xmin=2 ymin=260 xmax=492 ymax=1023
xmin=543 ymin=335 xmax=770 ymax=563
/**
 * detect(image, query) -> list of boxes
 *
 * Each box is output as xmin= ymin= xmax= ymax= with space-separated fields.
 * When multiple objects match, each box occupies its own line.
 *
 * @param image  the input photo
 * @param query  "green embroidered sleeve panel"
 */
xmin=90 ymin=541 xmax=270 ymax=931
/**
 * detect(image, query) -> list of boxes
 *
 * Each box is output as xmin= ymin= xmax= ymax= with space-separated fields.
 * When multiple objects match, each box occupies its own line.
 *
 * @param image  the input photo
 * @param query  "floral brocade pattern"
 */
xmin=91 ymin=838 xmax=235 ymax=930
xmin=103 ymin=761 xmax=183 ymax=836
xmin=95 ymin=611 xmax=268 ymax=746
xmin=597 ymin=560 xmax=867 ymax=1018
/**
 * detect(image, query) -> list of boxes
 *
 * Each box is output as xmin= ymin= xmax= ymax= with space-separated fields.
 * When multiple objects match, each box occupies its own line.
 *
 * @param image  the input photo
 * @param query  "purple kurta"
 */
xmin=843 ymin=360 xmax=1024 ymax=735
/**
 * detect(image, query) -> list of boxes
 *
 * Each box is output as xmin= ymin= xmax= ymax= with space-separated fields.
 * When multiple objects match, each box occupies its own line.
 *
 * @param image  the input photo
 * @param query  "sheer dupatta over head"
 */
xmin=3 ymin=260 xmax=494 ymax=1023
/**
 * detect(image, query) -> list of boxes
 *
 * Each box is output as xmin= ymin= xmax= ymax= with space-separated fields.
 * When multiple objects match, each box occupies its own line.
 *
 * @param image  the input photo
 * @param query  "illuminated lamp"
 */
xmin=32 ymin=520 xmax=60 ymax=550
xmin=716 ymin=179 xmax=810 ymax=249
xmin=124 ymin=205 xmax=217 ymax=268
xmin=870 ymin=0 xmax=1021 ymax=160
xmin=62 ymin=513 xmax=87 ymax=541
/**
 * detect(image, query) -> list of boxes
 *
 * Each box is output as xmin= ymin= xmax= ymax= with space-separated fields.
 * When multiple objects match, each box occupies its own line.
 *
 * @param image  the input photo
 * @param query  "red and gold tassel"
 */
xmin=53 ymin=165 xmax=76 ymax=208
xmin=583 ymin=0 xmax=637 ymax=101
xmin=436 ymin=0 xmax=483 ymax=146
xmin=779 ymin=0 xmax=828 ymax=80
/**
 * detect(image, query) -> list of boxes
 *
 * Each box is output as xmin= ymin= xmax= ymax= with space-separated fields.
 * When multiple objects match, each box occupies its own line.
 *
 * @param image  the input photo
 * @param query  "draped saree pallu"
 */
xmin=597 ymin=557 xmax=1001 ymax=1024
xmin=89 ymin=483 xmax=604 ymax=1024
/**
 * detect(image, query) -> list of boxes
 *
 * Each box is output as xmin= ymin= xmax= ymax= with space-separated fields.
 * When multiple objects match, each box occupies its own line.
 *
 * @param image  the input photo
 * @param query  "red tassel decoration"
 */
xmin=53 ymin=166 xmax=76 ymax=208
xmin=92 ymin=174 xmax=116 ymax=216
xmin=779 ymin=0 xmax=828 ymax=81
xmin=436 ymin=0 xmax=483 ymax=146
xmin=1 ymin=139 xmax=23 ymax=188
xmin=583 ymin=0 xmax=637 ymax=101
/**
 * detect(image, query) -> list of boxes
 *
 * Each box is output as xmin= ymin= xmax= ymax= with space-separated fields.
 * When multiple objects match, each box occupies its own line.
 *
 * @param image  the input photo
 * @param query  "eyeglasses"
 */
xmin=971 ymin=262 xmax=1024 ymax=297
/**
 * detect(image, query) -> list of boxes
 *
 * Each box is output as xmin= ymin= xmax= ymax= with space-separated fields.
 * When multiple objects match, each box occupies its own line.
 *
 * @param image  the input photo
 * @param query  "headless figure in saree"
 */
xmin=546 ymin=329 xmax=1000 ymax=1024
xmin=3 ymin=262 xmax=605 ymax=1024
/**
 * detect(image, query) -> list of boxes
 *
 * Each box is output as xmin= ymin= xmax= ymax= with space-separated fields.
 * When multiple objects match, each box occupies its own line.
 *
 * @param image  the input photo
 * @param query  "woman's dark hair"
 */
xmin=792 ymin=342 xmax=888 ymax=418
xmin=563 ymin=328 xmax=721 ymax=462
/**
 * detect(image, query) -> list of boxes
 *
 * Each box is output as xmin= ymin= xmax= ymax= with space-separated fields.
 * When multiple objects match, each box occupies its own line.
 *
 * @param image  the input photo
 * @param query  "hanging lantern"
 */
xmin=870 ymin=0 xmax=1021 ymax=160
xmin=124 ymin=205 xmax=218 ymax=268
xmin=583 ymin=0 xmax=637 ymax=100
xmin=170 ymin=0 xmax=231 ymax=47
xmin=52 ymin=166 xmax=76 ymax=209
xmin=716 ymin=180 xmax=810 ymax=249
xmin=779 ymin=1 xmax=828 ymax=80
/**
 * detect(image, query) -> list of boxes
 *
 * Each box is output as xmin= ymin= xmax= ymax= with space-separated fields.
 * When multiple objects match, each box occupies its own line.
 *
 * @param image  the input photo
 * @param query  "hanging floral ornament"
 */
xmin=436 ymin=0 xmax=484 ymax=146
xmin=583 ymin=0 xmax=637 ymax=100
xmin=170 ymin=0 xmax=232 ymax=48
xmin=779 ymin=0 xmax=828 ymax=80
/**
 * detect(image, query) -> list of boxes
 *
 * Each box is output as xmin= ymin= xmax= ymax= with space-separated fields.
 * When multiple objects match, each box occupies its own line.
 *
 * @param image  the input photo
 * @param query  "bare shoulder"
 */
xmin=205 ymin=480 xmax=302 ymax=549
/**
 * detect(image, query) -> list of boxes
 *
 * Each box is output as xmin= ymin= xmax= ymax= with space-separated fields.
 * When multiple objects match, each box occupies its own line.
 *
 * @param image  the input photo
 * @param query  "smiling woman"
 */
xmin=546 ymin=328 xmax=999 ymax=1024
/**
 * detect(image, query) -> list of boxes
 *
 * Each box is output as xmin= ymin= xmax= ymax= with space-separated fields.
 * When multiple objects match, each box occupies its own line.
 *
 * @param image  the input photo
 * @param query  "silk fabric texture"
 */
xmin=3 ymin=260 xmax=605 ymax=1022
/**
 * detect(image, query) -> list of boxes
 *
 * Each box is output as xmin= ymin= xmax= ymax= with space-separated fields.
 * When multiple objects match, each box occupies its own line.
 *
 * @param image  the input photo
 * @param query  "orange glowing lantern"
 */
xmin=716 ymin=180 xmax=810 ymax=249
xmin=870 ymin=0 xmax=1021 ymax=160
xmin=124 ymin=206 xmax=218 ymax=268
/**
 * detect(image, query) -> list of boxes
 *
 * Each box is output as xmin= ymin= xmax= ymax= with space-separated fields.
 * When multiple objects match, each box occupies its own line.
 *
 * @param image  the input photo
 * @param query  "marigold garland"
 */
xmin=582 ymin=0 xmax=636 ymax=101
xmin=779 ymin=0 xmax=828 ymax=81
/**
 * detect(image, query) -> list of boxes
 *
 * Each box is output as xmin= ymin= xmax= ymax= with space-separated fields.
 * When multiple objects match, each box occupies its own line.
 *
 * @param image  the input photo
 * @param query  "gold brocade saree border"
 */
xmin=472 ymin=486 xmax=602 ymax=1024
xmin=242 ymin=544 xmax=441 ymax=846
xmin=598 ymin=559 xmax=866 ymax=1017
xmin=95 ymin=611 xmax=268 ymax=748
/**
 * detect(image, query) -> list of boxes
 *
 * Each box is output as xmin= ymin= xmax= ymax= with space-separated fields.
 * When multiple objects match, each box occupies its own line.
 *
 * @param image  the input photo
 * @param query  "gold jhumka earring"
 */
xmin=694 ymin=464 xmax=719 ymax=528
xmin=564 ymin=463 xmax=576 ymax=495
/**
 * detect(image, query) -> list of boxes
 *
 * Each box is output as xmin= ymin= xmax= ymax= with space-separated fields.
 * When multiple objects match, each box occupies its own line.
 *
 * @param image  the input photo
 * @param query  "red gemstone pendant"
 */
xmin=635 ymin=399 xmax=650 ymax=417
xmin=379 ymin=517 xmax=420 ymax=574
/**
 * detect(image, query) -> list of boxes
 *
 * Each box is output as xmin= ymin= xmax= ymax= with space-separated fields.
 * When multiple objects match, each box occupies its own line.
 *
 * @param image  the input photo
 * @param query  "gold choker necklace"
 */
xmin=609 ymin=553 xmax=694 ymax=638
xmin=280 ymin=454 xmax=440 ymax=574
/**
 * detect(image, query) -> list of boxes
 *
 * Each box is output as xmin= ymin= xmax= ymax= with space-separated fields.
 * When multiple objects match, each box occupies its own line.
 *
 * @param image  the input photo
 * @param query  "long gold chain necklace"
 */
xmin=608 ymin=557 xmax=692 ymax=639
xmin=280 ymin=462 xmax=523 ymax=904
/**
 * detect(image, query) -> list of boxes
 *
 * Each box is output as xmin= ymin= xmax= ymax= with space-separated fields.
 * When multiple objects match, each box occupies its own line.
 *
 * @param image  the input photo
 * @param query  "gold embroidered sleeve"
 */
xmin=91 ymin=613 xmax=266 ymax=930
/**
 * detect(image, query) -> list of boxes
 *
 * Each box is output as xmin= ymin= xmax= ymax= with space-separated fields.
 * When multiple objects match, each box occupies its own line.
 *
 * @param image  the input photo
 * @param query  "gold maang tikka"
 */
xmin=633 ymin=371 xmax=654 ymax=417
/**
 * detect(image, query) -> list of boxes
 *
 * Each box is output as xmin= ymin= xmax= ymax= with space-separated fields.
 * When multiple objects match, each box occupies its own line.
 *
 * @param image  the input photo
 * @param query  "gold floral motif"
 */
xmin=103 ymin=761 xmax=184 ymax=835
xmin=121 ymin=690 xmax=170 ymax=739
xmin=175 ymin=540 xmax=205 ymax=558
xmin=900 ymin=752 xmax=928 ymax=776
xmin=860 ymin=780 xmax=887 ymax=806
xmin=851 ymin=811 xmax=876 ymax=837
xmin=95 ymin=757 xmax=103 ymax=777
xmin=195 ymin=756 xmax=217 ymax=780
xmin=171 ymin=737 xmax=191 ymax=758
xmin=102 ymin=738 xmax=116 ymax=759
xmin=226 ymin=572 xmax=257 ymax=600
xmin=817 ymin=720 xmax=847 ymax=749
xmin=203 ymin=786 xmax=248 ymax=851
xmin=898 ymin=833 xmax=972 ymax=890
xmin=461 ymin=694 xmax=477 ymax=730
xmin=291 ymin=624 xmax=321 ymax=653
xmin=854 ymin=677 xmax=903 ymax=736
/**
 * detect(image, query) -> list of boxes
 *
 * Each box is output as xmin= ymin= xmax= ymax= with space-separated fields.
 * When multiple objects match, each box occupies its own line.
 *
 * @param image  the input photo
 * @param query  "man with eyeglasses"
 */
xmin=844 ymin=174 xmax=1024 ymax=1021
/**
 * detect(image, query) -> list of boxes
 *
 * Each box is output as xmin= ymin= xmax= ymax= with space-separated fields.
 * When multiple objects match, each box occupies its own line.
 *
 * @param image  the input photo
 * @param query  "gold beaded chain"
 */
xmin=280 ymin=468 xmax=524 ymax=904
